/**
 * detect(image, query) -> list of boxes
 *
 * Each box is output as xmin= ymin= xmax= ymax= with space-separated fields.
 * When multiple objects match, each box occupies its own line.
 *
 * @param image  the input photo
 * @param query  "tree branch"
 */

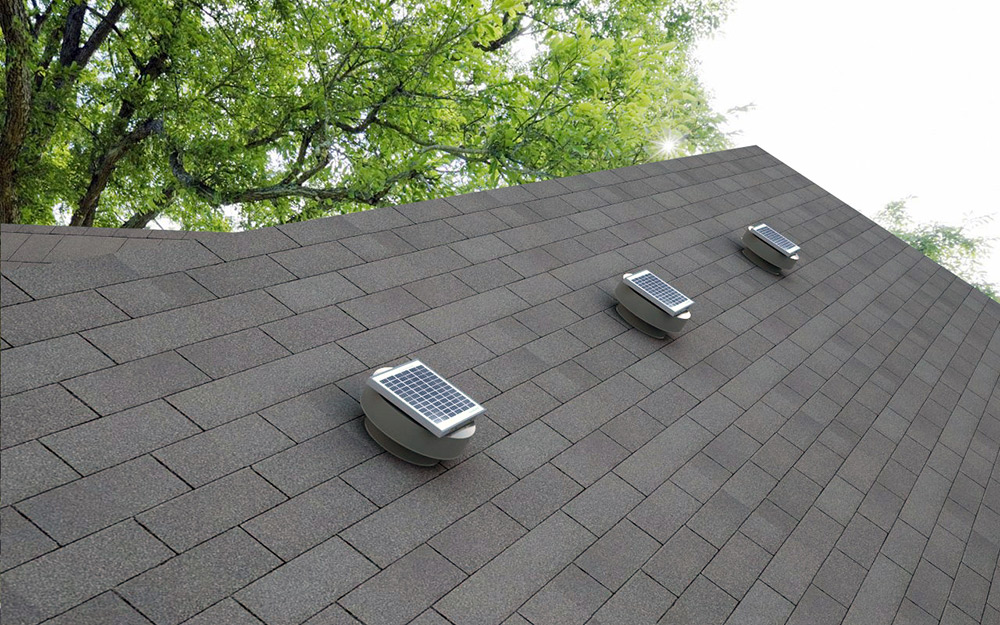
xmin=58 ymin=2 xmax=86 ymax=66
xmin=170 ymin=148 xmax=422 ymax=207
xmin=70 ymin=118 xmax=164 ymax=226
xmin=75 ymin=1 xmax=124 ymax=67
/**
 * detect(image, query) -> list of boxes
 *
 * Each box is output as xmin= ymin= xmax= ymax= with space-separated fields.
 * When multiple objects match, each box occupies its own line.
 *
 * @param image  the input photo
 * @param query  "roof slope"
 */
xmin=2 ymin=146 xmax=999 ymax=625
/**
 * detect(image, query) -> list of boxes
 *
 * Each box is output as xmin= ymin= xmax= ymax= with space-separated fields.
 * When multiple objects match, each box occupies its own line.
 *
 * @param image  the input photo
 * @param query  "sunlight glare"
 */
xmin=653 ymin=131 xmax=682 ymax=159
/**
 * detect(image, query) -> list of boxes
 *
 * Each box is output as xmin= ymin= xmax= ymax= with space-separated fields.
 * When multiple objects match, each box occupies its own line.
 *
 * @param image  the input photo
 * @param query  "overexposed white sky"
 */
xmin=693 ymin=0 xmax=1000 ymax=282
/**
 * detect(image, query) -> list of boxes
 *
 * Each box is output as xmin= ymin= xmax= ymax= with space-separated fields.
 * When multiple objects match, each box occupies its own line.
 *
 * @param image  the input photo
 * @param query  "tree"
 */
xmin=877 ymin=198 xmax=999 ymax=301
xmin=1 ymin=0 xmax=732 ymax=231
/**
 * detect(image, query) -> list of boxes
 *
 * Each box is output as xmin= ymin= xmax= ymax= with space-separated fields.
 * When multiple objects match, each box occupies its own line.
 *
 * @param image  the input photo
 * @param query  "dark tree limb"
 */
xmin=58 ymin=2 xmax=86 ymax=65
xmin=70 ymin=118 xmax=164 ymax=226
xmin=121 ymin=187 xmax=174 ymax=228
xmin=75 ymin=1 xmax=124 ymax=67
xmin=170 ymin=148 xmax=422 ymax=207
xmin=1 ymin=0 xmax=34 ymax=223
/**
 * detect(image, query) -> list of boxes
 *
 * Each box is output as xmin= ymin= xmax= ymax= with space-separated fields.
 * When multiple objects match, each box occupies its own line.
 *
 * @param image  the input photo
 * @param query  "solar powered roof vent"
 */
xmin=614 ymin=269 xmax=693 ymax=338
xmin=741 ymin=223 xmax=800 ymax=275
xmin=361 ymin=359 xmax=483 ymax=466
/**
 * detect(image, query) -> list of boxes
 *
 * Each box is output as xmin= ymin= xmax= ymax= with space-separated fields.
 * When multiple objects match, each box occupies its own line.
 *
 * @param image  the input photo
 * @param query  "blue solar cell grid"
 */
xmin=626 ymin=271 xmax=693 ymax=314
xmin=378 ymin=364 xmax=476 ymax=424
xmin=752 ymin=224 xmax=800 ymax=255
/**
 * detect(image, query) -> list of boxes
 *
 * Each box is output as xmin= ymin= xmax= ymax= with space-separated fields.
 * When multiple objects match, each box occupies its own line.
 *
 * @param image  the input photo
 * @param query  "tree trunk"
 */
xmin=0 ymin=0 xmax=34 ymax=224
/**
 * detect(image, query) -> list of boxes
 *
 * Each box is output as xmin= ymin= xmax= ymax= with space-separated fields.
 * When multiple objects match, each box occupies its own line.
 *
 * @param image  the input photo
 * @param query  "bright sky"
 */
xmin=693 ymin=0 xmax=1000 ymax=284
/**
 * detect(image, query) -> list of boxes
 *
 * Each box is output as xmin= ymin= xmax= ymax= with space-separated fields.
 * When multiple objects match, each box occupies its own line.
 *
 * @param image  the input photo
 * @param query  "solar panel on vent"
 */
xmin=750 ymin=224 xmax=800 ymax=256
xmin=368 ymin=360 xmax=484 ymax=437
xmin=624 ymin=270 xmax=693 ymax=316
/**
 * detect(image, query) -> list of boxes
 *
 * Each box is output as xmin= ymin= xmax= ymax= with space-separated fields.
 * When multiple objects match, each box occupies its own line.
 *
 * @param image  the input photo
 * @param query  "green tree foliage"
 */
xmin=877 ymin=198 xmax=999 ymax=301
xmin=1 ymin=0 xmax=731 ymax=230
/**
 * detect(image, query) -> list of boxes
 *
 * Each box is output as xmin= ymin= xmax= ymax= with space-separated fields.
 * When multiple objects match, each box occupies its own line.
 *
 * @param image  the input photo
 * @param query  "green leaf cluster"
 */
xmin=3 ymin=0 xmax=732 ymax=230
xmin=877 ymin=198 xmax=999 ymax=301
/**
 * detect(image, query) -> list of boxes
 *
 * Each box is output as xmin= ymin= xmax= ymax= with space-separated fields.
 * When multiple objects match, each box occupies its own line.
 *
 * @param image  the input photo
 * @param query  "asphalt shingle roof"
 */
xmin=2 ymin=145 xmax=999 ymax=625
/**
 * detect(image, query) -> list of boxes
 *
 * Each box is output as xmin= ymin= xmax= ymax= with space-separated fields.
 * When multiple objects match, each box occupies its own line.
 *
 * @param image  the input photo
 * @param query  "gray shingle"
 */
xmin=409 ymin=287 xmax=528 ymax=342
xmin=121 ymin=528 xmax=281 ymax=625
xmin=234 ymin=538 xmax=376 ymax=625
xmin=253 ymin=419 xmax=382 ymax=496
xmin=269 ymin=240 xmax=362 ymax=278
xmin=768 ymin=468 xmax=822 ymax=520
xmin=3 ymin=253 xmax=139 ymax=299
xmin=435 ymin=512 xmax=595 ymax=625
xmin=17 ymin=455 xmax=188 ymax=545
xmin=41 ymin=400 xmax=199 ymax=475
xmin=702 ymin=532 xmax=772 ymax=600
xmin=600 ymin=406 xmax=664 ymax=452
xmin=44 ymin=592 xmax=152 ymax=625
xmin=493 ymin=463 xmax=582 ymax=528
xmin=342 ymin=230 xmax=416 ymax=261
xmin=519 ymin=564 xmax=610 ymax=625
xmin=760 ymin=508 xmax=844 ymax=602
xmin=543 ymin=372 xmax=649 ymax=443
xmin=429 ymin=503 xmax=526 ymax=574
xmin=260 ymin=304 xmax=366 ymax=353
xmin=704 ymin=426 xmax=761 ymax=472
xmin=0 ymin=507 xmax=56 ymax=572
xmin=404 ymin=273 xmax=478 ymax=308
xmin=180 ymin=599 xmax=264 ymax=625
xmin=192 ymin=229 xmax=298 ymax=261
xmin=0 ymin=441 xmax=79 ymax=505
xmin=0 ymin=334 xmax=113 ymax=396
xmin=154 ymin=414 xmax=293 ymax=487
xmin=0 ymin=521 xmax=171 ymax=625
xmin=167 ymin=341 xmax=364 ymax=428
xmin=565 ymin=472 xmax=646 ymax=537
xmin=81 ymin=290 xmax=291 ymax=362
xmin=905 ymin=559 xmax=952 ymax=619
xmin=644 ymin=525 xmax=718 ymax=595
xmin=786 ymin=586 xmax=847 ymax=625
xmin=454 ymin=259 xmax=524 ymax=292
xmin=575 ymin=519 xmax=659 ymax=592
xmin=659 ymin=576 xmax=736 ymax=625
xmin=339 ymin=286 xmax=428 ymax=328
xmin=137 ymin=468 xmax=285 ymax=552
xmin=339 ymin=545 xmax=466 ymax=625
xmin=814 ymin=548 xmax=867 ymax=607
xmin=533 ymin=360 xmax=599 ymax=403
xmin=723 ymin=581 xmax=794 ymax=625
xmin=451 ymin=234 xmax=517 ymax=264
xmin=64 ymin=351 xmax=209 ymax=415
xmin=588 ymin=571 xmax=675 ymax=625
xmin=266 ymin=271 xmax=366 ymax=313
xmin=340 ymin=246 xmax=469 ymax=294
xmin=187 ymin=255 xmax=294 ymax=297
xmin=1 ymin=384 xmax=98 ymax=449
xmin=259 ymin=382 xmax=361 ymax=442
xmin=614 ymin=417 xmax=714 ymax=495
xmin=177 ymin=328 xmax=290 ymax=379
xmin=836 ymin=514 xmax=887 ymax=569
xmin=552 ymin=431 xmax=629 ymax=487
xmin=842 ymin=555 xmax=911 ymax=625
xmin=1 ymin=290 xmax=128 ymax=346
xmin=0 ymin=275 xmax=32 ymax=306
xmin=243 ymin=477 xmax=376 ymax=560
xmin=900 ymin=467 xmax=953 ymax=536
xmin=671 ymin=453 xmax=732 ymax=503
xmin=341 ymin=455 xmax=516 ymax=567
xmin=638 ymin=384 xmax=709 ymax=429
xmin=486 ymin=421 xmax=570 ymax=478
